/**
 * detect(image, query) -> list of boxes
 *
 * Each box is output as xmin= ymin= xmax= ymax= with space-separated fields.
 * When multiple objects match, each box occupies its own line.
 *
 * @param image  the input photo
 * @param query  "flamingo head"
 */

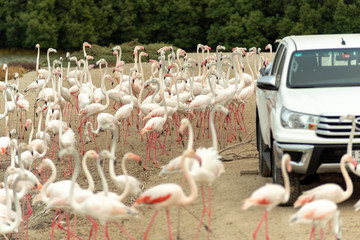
xmin=136 ymin=45 xmax=145 ymax=51
xmin=112 ymin=50 xmax=117 ymax=55
xmin=83 ymin=42 xmax=92 ymax=48
xmin=33 ymin=182 xmax=42 ymax=190
xmin=35 ymin=43 xmax=40 ymax=49
xmin=265 ymin=44 xmax=271 ymax=50
xmin=125 ymin=152 xmax=141 ymax=166
xmin=282 ymin=153 xmax=292 ymax=172
xmin=24 ymin=119 xmax=31 ymax=131
xmin=344 ymin=154 xmax=358 ymax=170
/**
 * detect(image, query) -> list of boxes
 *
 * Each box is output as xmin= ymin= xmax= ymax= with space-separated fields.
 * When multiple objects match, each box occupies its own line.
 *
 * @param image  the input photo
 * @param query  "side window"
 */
xmin=275 ymin=49 xmax=287 ymax=87
xmin=270 ymin=44 xmax=285 ymax=76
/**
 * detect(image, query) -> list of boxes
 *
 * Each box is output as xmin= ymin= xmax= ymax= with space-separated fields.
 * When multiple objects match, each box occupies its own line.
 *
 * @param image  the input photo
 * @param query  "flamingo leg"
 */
xmin=87 ymin=216 xmax=98 ymax=240
xmin=50 ymin=209 xmax=60 ymax=240
xmin=207 ymin=186 xmax=212 ymax=240
xmin=114 ymin=222 xmax=136 ymax=240
xmin=166 ymin=209 xmax=173 ymax=240
xmin=320 ymin=228 xmax=324 ymax=240
xmin=253 ymin=210 xmax=268 ymax=240
xmin=195 ymin=185 xmax=206 ymax=240
xmin=103 ymin=222 xmax=110 ymax=240
xmin=309 ymin=226 xmax=315 ymax=240
xmin=144 ymin=210 xmax=159 ymax=240
xmin=265 ymin=208 xmax=269 ymax=240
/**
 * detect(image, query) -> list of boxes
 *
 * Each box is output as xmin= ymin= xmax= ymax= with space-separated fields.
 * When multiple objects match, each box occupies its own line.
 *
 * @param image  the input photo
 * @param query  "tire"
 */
xmin=257 ymin=115 xmax=271 ymax=177
xmin=271 ymin=144 xmax=301 ymax=206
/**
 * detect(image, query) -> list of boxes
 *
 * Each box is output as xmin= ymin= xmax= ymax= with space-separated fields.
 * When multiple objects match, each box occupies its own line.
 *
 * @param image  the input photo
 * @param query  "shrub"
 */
xmin=0 ymin=66 xmax=27 ymax=81
xmin=8 ymin=61 xmax=36 ymax=71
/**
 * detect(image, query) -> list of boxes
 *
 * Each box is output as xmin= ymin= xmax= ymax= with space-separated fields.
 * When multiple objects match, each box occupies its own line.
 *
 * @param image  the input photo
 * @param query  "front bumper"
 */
xmin=273 ymin=141 xmax=357 ymax=175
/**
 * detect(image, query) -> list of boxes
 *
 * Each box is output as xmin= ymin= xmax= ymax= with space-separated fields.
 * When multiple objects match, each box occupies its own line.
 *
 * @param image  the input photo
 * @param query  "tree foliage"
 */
xmin=0 ymin=0 xmax=359 ymax=51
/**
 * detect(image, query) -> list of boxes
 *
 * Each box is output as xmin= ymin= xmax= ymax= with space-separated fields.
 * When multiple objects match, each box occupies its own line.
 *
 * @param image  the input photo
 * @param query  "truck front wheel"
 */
xmin=257 ymin=114 xmax=271 ymax=177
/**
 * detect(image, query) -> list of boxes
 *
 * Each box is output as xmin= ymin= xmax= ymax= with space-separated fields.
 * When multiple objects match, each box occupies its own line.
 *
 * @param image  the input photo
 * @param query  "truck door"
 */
xmin=256 ymin=44 xmax=286 ymax=146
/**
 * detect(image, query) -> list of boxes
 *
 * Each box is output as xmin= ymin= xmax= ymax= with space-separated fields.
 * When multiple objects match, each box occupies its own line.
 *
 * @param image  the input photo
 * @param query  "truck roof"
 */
xmin=283 ymin=34 xmax=360 ymax=51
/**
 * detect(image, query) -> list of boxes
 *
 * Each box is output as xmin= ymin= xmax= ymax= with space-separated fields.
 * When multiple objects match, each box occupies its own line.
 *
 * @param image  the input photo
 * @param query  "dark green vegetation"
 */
xmin=0 ymin=0 xmax=358 ymax=51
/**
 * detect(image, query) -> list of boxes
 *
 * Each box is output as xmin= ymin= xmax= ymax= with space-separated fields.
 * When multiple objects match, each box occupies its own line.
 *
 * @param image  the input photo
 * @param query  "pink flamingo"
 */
xmin=133 ymin=149 xmax=202 ymax=240
xmin=290 ymin=199 xmax=341 ymax=240
xmin=65 ymin=149 xmax=139 ymax=240
xmin=115 ymin=68 xmax=138 ymax=145
xmin=34 ymin=150 xmax=98 ymax=239
xmin=294 ymin=153 xmax=357 ymax=207
xmin=0 ymin=116 xmax=11 ymax=165
xmin=189 ymin=104 xmax=227 ymax=240
xmin=35 ymin=43 xmax=50 ymax=79
xmin=242 ymin=153 xmax=292 ymax=240
xmin=0 ymin=169 xmax=39 ymax=237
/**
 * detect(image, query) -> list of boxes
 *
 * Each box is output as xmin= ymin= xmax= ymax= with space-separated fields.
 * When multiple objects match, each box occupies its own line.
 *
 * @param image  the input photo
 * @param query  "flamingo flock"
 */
xmin=0 ymin=42 xmax=354 ymax=240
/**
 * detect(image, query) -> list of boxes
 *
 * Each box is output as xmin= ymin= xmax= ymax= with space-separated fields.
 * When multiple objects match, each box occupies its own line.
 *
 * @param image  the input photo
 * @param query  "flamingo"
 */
xmin=64 ymin=148 xmax=139 ymax=240
xmin=35 ymin=43 xmax=50 ymax=79
xmin=133 ymin=149 xmax=202 ymax=240
xmin=34 ymin=150 xmax=97 ymax=239
xmin=105 ymin=124 xmax=142 ymax=199
xmin=242 ymin=153 xmax=292 ymax=240
xmin=0 ymin=116 xmax=11 ymax=165
xmin=141 ymin=68 xmax=169 ymax=169
xmin=294 ymin=154 xmax=357 ymax=207
xmin=289 ymin=199 xmax=341 ymax=240
xmin=188 ymin=104 xmax=227 ymax=239
xmin=0 ymin=170 xmax=39 ymax=236
xmin=159 ymin=118 xmax=195 ymax=175
xmin=24 ymin=119 xmax=45 ymax=154
xmin=23 ymin=74 xmax=46 ymax=93
xmin=115 ymin=68 xmax=138 ymax=144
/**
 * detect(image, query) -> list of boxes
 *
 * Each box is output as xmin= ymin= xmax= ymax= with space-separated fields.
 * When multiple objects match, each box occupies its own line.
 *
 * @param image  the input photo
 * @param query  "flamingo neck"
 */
xmin=186 ymin=120 xmax=194 ymax=150
xmin=69 ymin=148 xmax=83 ymax=208
xmin=197 ymin=45 xmax=202 ymax=76
xmin=38 ymin=126 xmax=48 ymax=158
xmin=281 ymin=158 xmax=291 ymax=203
xmin=36 ymin=46 xmax=40 ymax=74
xmin=340 ymin=155 xmax=353 ymax=201
xmin=96 ymin=154 xmax=109 ymax=195
xmin=82 ymin=153 xmax=95 ymax=192
xmin=348 ymin=117 xmax=355 ymax=155
xmin=5 ymin=175 xmax=23 ymax=233
xmin=41 ymin=159 xmax=57 ymax=203
xmin=209 ymin=107 xmax=218 ymax=150
xmin=28 ymin=120 xmax=34 ymax=144
xmin=117 ymin=155 xmax=130 ymax=202
xmin=180 ymin=153 xmax=198 ymax=205
xmin=86 ymin=121 xmax=100 ymax=135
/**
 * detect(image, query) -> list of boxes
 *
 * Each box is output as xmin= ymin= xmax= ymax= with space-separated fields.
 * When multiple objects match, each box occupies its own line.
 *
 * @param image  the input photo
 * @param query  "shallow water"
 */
xmin=0 ymin=48 xmax=38 ymax=65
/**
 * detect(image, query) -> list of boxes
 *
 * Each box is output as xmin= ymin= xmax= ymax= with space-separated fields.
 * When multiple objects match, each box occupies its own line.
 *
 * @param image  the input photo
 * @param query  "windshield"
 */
xmin=287 ymin=49 xmax=360 ymax=88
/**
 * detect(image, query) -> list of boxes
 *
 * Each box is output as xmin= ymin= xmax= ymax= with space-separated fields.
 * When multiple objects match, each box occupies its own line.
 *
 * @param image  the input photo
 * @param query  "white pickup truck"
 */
xmin=256 ymin=34 xmax=360 ymax=204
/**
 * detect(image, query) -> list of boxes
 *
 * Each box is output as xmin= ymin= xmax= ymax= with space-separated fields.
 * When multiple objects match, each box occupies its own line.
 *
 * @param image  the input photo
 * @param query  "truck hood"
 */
xmin=282 ymin=86 xmax=360 ymax=115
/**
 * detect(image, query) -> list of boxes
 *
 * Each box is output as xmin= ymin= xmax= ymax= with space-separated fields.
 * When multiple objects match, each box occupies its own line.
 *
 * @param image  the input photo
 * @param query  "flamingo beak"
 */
xmin=33 ymin=182 xmax=42 ymax=190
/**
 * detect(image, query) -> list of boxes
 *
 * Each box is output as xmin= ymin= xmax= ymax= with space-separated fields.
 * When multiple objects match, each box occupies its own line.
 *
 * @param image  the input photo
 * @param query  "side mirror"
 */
xmin=257 ymin=75 xmax=278 ymax=91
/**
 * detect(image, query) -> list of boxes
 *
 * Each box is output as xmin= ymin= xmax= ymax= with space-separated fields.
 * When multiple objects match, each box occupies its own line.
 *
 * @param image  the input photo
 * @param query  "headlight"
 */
xmin=281 ymin=107 xmax=319 ymax=130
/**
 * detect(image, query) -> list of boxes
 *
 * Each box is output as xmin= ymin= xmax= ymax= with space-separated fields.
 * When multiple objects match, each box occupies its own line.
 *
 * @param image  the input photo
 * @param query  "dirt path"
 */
xmin=0 ymin=52 xmax=358 ymax=240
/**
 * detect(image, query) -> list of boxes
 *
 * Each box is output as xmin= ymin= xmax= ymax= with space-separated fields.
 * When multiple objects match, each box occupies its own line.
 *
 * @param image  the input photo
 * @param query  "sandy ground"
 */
xmin=0 ymin=51 xmax=359 ymax=240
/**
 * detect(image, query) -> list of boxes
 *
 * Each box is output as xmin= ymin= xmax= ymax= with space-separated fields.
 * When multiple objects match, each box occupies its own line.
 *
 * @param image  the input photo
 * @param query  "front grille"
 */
xmin=318 ymin=146 xmax=360 ymax=164
xmin=315 ymin=114 xmax=360 ymax=138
